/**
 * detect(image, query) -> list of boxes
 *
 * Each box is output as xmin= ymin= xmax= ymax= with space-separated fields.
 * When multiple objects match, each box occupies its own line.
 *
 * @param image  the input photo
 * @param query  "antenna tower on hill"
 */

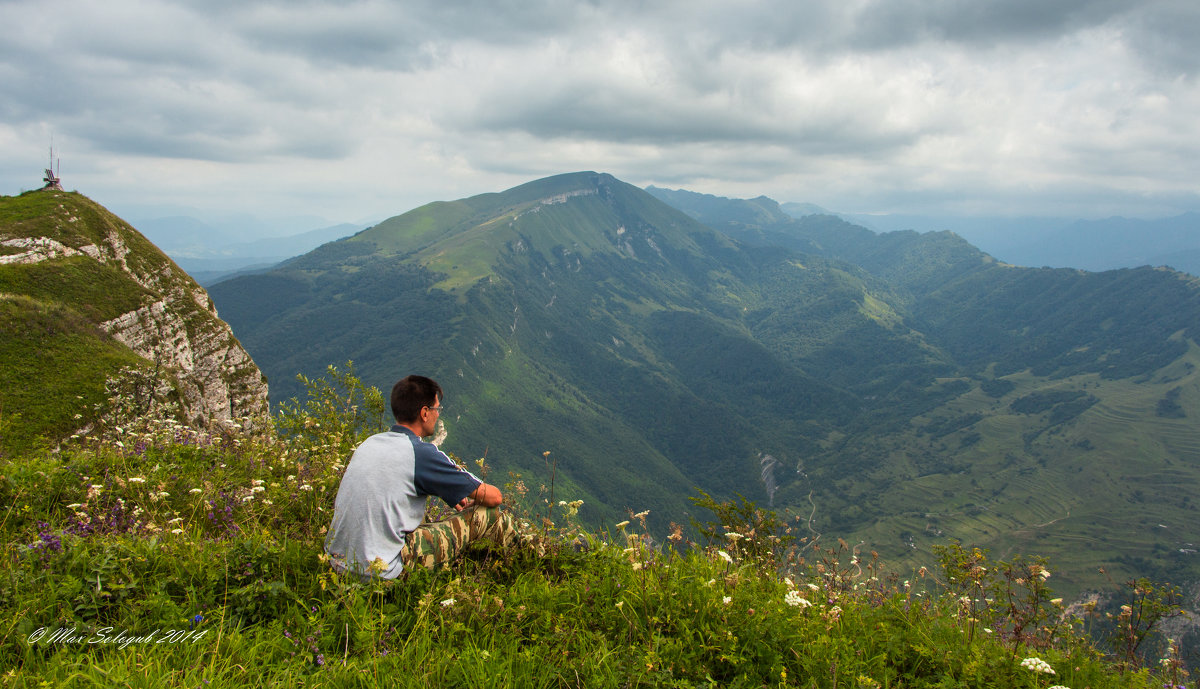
xmin=42 ymin=141 xmax=63 ymax=191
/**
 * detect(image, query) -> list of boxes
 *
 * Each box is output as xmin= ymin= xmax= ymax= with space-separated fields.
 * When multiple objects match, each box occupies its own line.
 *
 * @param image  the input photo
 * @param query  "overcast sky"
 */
xmin=3 ymin=0 xmax=1199 ymax=228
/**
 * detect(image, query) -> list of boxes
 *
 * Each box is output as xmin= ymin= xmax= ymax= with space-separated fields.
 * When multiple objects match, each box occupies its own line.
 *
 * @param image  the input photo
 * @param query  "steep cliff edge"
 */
xmin=0 ymin=189 xmax=268 ymax=453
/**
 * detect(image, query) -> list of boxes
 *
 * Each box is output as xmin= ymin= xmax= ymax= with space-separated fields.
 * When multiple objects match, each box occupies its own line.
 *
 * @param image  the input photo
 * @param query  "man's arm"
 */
xmin=458 ymin=482 xmax=503 ymax=509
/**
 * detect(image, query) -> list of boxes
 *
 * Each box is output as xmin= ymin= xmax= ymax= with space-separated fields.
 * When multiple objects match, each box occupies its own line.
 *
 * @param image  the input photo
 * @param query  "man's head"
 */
xmin=390 ymin=375 xmax=443 ymax=436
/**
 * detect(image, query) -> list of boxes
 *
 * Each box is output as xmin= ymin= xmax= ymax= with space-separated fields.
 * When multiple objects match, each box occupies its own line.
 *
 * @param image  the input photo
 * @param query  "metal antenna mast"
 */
xmin=42 ymin=138 xmax=63 ymax=190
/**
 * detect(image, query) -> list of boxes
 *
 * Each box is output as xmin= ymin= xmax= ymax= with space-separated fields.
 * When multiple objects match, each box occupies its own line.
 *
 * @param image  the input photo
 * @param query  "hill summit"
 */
xmin=0 ymin=189 xmax=269 ymax=455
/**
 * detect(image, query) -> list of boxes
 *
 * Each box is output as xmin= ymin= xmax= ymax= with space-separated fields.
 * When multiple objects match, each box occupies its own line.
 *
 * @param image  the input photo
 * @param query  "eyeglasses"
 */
xmin=425 ymin=405 xmax=444 ymax=413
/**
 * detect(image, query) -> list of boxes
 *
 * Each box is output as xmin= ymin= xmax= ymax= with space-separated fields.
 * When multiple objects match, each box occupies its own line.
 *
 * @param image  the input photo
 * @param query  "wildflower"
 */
xmin=615 ymin=520 xmax=630 ymax=530
xmin=807 ymin=583 xmax=820 ymax=591
xmin=722 ymin=596 xmax=732 ymax=605
xmin=167 ymin=517 xmax=183 ymax=524
xmin=171 ymin=529 xmax=183 ymax=535
xmin=190 ymin=488 xmax=202 ymax=494
xmin=252 ymin=486 xmax=265 ymax=493
xmin=299 ymin=484 xmax=313 ymax=491
xmin=128 ymin=477 xmax=146 ymax=483
xmin=1019 ymin=657 xmax=1056 ymax=675
xmin=1050 ymin=598 xmax=1063 ymax=605
xmin=716 ymin=550 xmax=733 ymax=564
xmin=440 ymin=598 xmax=456 ymax=607
xmin=784 ymin=590 xmax=811 ymax=608
xmin=725 ymin=533 xmax=744 ymax=542
xmin=252 ymin=479 xmax=264 ymax=487
xmin=632 ymin=510 xmax=649 ymax=519
xmin=67 ymin=503 xmax=83 ymax=509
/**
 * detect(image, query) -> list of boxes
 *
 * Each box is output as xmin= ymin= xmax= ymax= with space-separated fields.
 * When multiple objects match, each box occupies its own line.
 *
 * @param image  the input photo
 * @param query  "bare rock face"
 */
xmin=0 ymin=190 xmax=269 ymax=430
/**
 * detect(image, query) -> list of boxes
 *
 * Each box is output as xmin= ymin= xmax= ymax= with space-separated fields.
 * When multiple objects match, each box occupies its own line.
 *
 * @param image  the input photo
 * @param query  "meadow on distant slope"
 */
xmin=2 ymin=365 xmax=1195 ymax=687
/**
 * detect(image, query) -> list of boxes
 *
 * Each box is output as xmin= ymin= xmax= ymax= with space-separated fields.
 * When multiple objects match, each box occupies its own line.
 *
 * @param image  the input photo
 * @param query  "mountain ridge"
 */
xmin=200 ymin=172 xmax=1200 ymax=593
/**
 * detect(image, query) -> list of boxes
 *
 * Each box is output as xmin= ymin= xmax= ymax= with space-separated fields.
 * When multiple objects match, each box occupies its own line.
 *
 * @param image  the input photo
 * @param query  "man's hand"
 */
xmin=454 ymin=496 xmax=474 ymax=512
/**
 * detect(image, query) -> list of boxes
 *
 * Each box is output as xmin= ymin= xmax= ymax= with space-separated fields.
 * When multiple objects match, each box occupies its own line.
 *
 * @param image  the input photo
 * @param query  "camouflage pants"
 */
xmin=402 ymin=506 xmax=537 ymax=569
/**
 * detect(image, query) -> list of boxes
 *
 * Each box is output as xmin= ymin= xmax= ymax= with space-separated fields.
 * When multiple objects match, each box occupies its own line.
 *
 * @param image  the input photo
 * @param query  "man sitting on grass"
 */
xmin=325 ymin=375 xmax=538 ymax=579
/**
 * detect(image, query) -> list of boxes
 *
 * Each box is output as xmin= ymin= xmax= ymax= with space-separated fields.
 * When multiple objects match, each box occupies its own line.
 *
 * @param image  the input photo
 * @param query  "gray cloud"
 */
xmin=1 ymin=0 xmax=1198 ymax=222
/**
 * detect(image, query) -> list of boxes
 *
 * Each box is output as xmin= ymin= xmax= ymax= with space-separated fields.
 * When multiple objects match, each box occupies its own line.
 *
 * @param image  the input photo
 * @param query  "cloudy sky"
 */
xmin=2 ymin=0 xmax=1198 ymax=228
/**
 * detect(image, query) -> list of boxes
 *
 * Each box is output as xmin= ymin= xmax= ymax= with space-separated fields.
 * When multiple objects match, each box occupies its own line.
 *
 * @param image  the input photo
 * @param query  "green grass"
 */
xmin=1 ymin=374 xmax=1194 ymax=688
xmin=0 ymin=295 xmax=147 ymax=457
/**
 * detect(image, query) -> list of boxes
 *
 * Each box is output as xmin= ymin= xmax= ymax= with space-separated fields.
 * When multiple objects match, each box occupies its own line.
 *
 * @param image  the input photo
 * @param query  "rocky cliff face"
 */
xmin=0 ymin=190 xmax=268 ymax=431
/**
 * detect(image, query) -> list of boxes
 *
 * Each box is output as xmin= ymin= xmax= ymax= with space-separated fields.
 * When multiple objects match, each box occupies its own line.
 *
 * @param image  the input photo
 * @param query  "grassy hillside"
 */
xmin=0 ymin=189 xmax=268 ymax=458
xmin=0 ymin=191 xmax=163 ymax=456
xmin=3 ymin=380 xmax=1193 ymax=687
xmin=0 ymin=294 xmax=147 ymax=456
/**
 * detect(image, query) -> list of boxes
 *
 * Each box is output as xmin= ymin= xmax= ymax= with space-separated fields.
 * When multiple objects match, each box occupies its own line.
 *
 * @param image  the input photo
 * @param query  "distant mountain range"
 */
xmin=208 ymin=172 xmax=1200 ymax=594
xmin=772 ymin=202 xmax=1200 ymax=277
xmin=133 ymin=215 xmax=369 ymax=285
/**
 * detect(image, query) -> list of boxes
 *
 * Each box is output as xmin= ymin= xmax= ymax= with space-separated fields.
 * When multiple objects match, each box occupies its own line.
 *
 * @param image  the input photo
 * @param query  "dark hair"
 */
xmin=390 ymin=375 xmax=443 ymax=423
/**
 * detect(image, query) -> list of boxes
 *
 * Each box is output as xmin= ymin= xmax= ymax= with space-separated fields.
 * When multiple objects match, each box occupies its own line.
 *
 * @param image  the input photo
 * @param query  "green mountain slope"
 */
xmin=211 ymin=175 xmax=1200 ymax=593
xmin=650 ymin=186 xmax=1200 ymax=592
xmin=212 ymin=173 xmax=929 ymax=529
xmin=0 ymin=190 xmax=269 ymax=456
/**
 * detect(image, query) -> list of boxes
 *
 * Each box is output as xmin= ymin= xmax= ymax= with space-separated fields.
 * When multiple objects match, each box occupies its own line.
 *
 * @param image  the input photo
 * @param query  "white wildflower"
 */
xmin=171 ymin=529 xmax=184 ymax=535
xmin=716 ymin=550 xmax=733 ymax=564
xmin=784 ymin=590 xmax=811 ymax=608
xmin=128 ymin=477 xmax=145 ymax=483
xmin=722 ymin=596 xmax=732 ymax=605
xmin=251 ymin=486 xmax=265 ymax=493
xmin=725 ymin=532 xmax=744 ymax=542
xmin=1019 ymin=657 xmax=1056 ymax=675
xmin=299 ymin=484 xmax=313 ymax=491
xmin=440 ymin=598 xmax=455 ymax=607
xmin=189 ymin=488 xmax=202 ymax=494
xmin=615 ymin=520 xmax=630 ymax=529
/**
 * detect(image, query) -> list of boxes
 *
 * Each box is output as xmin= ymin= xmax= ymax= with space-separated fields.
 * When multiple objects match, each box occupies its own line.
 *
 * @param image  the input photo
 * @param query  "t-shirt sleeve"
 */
xmin=412 ymin=444 xmax=482 ymax=506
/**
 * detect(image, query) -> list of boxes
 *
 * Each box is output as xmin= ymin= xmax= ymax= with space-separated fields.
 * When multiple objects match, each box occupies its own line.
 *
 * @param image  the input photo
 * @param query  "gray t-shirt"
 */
xmin=324 ymin=425 xmax=481 ymax=578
